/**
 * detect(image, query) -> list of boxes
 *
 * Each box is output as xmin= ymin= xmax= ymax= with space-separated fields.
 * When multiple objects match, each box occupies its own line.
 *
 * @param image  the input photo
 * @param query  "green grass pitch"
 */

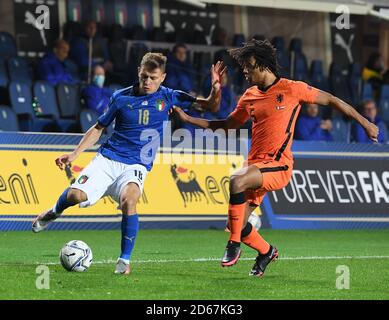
xmin=1 ymin=229 xmax=389 ymax=300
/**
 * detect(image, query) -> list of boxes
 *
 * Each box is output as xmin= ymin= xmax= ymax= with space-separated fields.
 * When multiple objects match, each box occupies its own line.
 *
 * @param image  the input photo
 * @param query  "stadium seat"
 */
xmin=33 ymin=81 xmax=77 ymax=132
xmin=56 ymin=83 xmax=81 ymax=119
xmin=9 ymin=81 xmax=57 ymax=131
xmin=310 ymin=60 xmax=324 ymax=77
xmin=150 ymin=27 xmax=166 ymax=42
xmin=309 ymin=60 xmax=329 ymax=91
xmin=378 ymin=97 xmax=389 ymax=123
xmin=233 ymin=34 xmax=246 ymax=47
xmin=277 ymin=50 xmax=290 ymax=78
xmin=272 ymin=36 xmax=285 ymax=51
xmin=379 ymin=84 xmax=389 ymax=100
xmin=7 ymin=57 xmax=32 ymax=85
xmin=293 ymin=55 xmax=308 ymax=81
xmin=0 ymin=32 xmax=17 ymax=59
xmin=361 ymin=82 xmax=373 ymax=101
xmin=289 ymin=37 xmax=303 ymax=54
xmin=348 ymin=63 xmax=362 ymax=105
xmin=131 ymin=25 xmax=147 ymax=40
xmin=0 ymin=105 xmax=19 ymax=131
xmin=332 ymin=117 xmax=351 ymax=142
xmin=330 ymin=75 xmax=352 ymax=105
xmin=0 ymin=57 xmax=8 ymax=87
xmin=79 ymin=109 xmax=99 ymax=133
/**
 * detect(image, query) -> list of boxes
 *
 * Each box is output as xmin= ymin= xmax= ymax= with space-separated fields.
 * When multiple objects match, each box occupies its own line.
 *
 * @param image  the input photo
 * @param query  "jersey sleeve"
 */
xmin=229 ymin=94 xmax=250 ymax=124
xmin=293 ymin=81 xmax=320 ymax=104
xmin=97 ymin=94 xmax=118 ymax=127
xmin=170 ymin=89 xmax=196 ymax=111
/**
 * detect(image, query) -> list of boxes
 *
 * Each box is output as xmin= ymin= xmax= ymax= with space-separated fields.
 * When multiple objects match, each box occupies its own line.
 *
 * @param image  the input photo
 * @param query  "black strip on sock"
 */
xmin=229 ymin=192 xmax=245 ymax=205
xmin=241 ymin=222 xmax=253 ymax=239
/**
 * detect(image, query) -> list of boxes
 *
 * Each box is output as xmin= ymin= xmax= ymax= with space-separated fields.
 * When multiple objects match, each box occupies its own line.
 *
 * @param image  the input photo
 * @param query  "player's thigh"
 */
xmin=120 ymin=182 xmax=141 ymax=211
xmin=253 ymin=161 xmax=292 ymax=192
xmin=230 ymin=165 xmax=264 ymax=192
xmin=108 ymin=164 xmax=147 ymax=210
xmin=71 ymin=153 xmax=116 ymax=206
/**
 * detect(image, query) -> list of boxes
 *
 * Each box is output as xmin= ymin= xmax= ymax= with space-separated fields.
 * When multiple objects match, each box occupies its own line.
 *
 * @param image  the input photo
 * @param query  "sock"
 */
xmin=241 ymin=222 xmax=270 ymax=254
xmin=228 ymin=192 xmax=246 ymax=243
xmin=120 ymin=214 xmax=139 ymax=262
xmin=53 ymin=188 xmax=72 ymax=214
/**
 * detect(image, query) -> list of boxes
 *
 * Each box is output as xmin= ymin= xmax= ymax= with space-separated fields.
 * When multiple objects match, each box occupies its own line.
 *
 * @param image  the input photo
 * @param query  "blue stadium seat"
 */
xmin=348 ymin=63 xmax=362 ymax=106
xmin=293 ymin=56 xmax=308 ymax=81
xmin=330 ymin=75 xmax=352 ymax=104
xmin=9 ymin=81 xmax=57 ymax=131
xmin=56 ymin=83 xmax=81 ymax=118
xmin=7 ymin=57 xmax=32 ymax=85
xmin=233 ymin=34 xmax=246 ymax=47
xmin=0 ymin=58 xmax=8 ymax=87
xmin=361 ymin=82 xmax=373 ymax=101
xmin=0 ymin=105 xmax=19 ymax=131
xmin=289 ymin=38 xmax=302 ymax=54
xmin=277 ymin=50 xmax=290 ymax=78
xmin=272 ymin=36 xmax=285 ymax=51
xmin=0 ymin=32 xmax=17 ymax=59
xmin=378 ymin=97 xmax=389 ymax=123
xmin=310 ymin=73 xmax=329 ymax=92
xmin=79 ymin=109 xmax=99 ymax=133
xmin=310 ymin=60 xmax=323 ymax=77
xmin=380 ymin=84 xmax=389 ymax=100
xmin=332 ymin=117 xmax=351 ymax=142
xmin=33 ymin=81 xmax=76 ymax=132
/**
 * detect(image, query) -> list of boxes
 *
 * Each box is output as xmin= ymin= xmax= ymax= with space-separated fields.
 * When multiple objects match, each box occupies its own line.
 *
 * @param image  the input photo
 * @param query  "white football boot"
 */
xmin=32 ymin=208 xmax=60 ymax=233
xmin=114 ymin=258 xmax=131 ymax=275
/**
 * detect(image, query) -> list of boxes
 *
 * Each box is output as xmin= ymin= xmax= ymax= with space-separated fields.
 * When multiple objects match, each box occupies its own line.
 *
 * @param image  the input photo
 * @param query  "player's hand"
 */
xmin=172 ymin=106 xmax=190 ymax=123
xmin=211 ymin=61 xmax=227 ymax=91
xmin=55 ymin=153 xmax=77 ymax=170
xmin=364 ymin=122 xmax=379 ymax=143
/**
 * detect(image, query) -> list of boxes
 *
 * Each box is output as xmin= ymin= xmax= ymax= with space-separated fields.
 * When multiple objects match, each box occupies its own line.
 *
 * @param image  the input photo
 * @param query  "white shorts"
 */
xmin=71 ymin=153 xmax=148 ymax=208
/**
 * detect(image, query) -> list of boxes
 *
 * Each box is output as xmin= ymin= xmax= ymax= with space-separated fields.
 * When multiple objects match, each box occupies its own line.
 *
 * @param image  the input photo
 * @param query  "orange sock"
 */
xmin=228 ymin=203 xmax=246 ymax=242
xmin=241 ymin=223 xmax=270 ymax=254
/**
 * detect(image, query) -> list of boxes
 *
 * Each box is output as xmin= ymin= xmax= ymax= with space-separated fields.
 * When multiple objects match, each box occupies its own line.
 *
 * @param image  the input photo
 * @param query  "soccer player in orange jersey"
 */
xmin=173 ymin=39 xmax=379 ymax=277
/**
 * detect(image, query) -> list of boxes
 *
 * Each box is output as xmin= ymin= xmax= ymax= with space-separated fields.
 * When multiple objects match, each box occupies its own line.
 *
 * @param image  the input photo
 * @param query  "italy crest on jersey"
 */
xmin=155 ymin=99 xmax=165 ymax=111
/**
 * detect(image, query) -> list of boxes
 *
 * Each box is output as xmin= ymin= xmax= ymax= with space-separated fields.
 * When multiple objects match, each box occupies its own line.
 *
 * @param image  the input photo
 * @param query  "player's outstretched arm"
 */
xmin=314 ymin=91 xmax=379 ymax=143
xmin=173 ymin=106 xmax=240 ymax=131
xmin=195 ymin=61 xmax=227 ymax=112
xmin=55 ymin=123 xmax=105 ymax=170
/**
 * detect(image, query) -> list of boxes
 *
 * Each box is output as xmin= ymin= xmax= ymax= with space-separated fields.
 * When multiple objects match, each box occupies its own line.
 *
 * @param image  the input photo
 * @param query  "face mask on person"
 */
xmin=93 ymin=75 xmax=105 ymax=88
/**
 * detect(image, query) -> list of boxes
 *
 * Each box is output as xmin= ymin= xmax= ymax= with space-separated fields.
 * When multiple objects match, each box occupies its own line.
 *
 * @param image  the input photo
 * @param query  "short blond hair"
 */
xmin=140 ymin=52 xmax=167 ymax=72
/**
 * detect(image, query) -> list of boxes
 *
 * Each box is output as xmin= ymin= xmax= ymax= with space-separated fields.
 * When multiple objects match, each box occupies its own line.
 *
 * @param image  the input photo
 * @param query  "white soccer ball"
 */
xmin=59 ymin=240 xmax=93 ymax=272
xmin=248 ymin=213 xmax=262 ymax=230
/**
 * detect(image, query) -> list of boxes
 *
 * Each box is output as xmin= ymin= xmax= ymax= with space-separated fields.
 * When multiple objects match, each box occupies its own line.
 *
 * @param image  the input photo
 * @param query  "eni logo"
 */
xmin=0 ymin=159 xmax=39 ymax=205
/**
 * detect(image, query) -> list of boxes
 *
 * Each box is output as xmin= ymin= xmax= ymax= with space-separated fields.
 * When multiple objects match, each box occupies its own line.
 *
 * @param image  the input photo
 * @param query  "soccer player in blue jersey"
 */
xmin=32 ymin=53 xmax=226 ymax=274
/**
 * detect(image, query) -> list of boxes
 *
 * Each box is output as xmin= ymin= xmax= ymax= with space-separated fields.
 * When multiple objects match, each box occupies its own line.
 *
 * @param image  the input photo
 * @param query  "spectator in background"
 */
xmin=362 ymin=52 xmax=389 ymax=91
xmin=352 ymin=100 xmax=387 ymax=143
xmin=82 ymin=65 xmax=113 ymax=115
xmin=295 ymin=103 xmax=333 ymax=141
xmin=36 ymin=39 xmax=76 ymax=85
xmin=70 ymin=21 xmax=113 ymax=81
xmin=165 ymin=43 xmax=195 ymax=94
xmin=181 ymin=71 xmax=235 ymax=136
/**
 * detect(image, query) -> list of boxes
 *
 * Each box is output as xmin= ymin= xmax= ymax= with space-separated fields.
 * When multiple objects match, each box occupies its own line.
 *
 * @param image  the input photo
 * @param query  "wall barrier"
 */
xmin=1 ymin=132 xmax=388 ymax=230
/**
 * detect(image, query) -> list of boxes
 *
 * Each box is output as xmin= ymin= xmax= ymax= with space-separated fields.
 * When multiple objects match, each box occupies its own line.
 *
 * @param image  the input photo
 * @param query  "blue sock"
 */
xmin=120 ymin=214 xmax=139 ymax=262
xmin=53 ymin=188 xmax=72 ymax=214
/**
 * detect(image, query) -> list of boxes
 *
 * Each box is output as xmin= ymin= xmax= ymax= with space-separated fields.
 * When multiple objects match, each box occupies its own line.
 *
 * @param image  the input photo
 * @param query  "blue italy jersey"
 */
xmin=97 ymin=84 xmax=196 ymax=170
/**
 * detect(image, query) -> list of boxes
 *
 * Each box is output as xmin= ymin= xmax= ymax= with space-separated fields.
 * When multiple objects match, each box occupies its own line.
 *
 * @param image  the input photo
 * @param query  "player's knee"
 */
xmin=67 ymin=189 xmax=87 ymax=204
xmin=229 ymin=175 xmax=246 ymax=193
xmin=121 ymin=196 xmax=138 ymax=215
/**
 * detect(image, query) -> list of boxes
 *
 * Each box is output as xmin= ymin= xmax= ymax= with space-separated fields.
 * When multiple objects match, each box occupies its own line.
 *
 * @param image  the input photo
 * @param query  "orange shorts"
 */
xmin=245 ymin=159 xmax=293 ymax=206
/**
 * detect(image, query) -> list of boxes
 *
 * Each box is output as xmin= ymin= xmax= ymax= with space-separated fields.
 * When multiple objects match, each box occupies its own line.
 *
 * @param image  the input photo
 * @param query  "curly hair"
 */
xmin=228 ymin=39 xmax=280 ymax=77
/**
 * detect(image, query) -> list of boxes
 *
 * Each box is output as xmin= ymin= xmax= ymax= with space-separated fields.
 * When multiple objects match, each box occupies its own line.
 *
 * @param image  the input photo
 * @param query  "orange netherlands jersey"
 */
xmin=230 ymin=78 xmax=320 ymax=164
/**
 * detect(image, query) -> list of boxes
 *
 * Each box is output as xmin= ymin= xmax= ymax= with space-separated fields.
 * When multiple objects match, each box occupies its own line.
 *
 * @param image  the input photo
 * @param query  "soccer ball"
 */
xmin=248 ymin=213 xmax=262 ymax=230
xmin=59 ymin=240 xmax=93 ymax=272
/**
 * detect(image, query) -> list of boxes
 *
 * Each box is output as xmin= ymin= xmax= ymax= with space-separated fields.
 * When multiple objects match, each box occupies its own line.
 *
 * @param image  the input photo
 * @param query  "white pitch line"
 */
xmin=3 ymin=255 xmax=389 ymax=267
